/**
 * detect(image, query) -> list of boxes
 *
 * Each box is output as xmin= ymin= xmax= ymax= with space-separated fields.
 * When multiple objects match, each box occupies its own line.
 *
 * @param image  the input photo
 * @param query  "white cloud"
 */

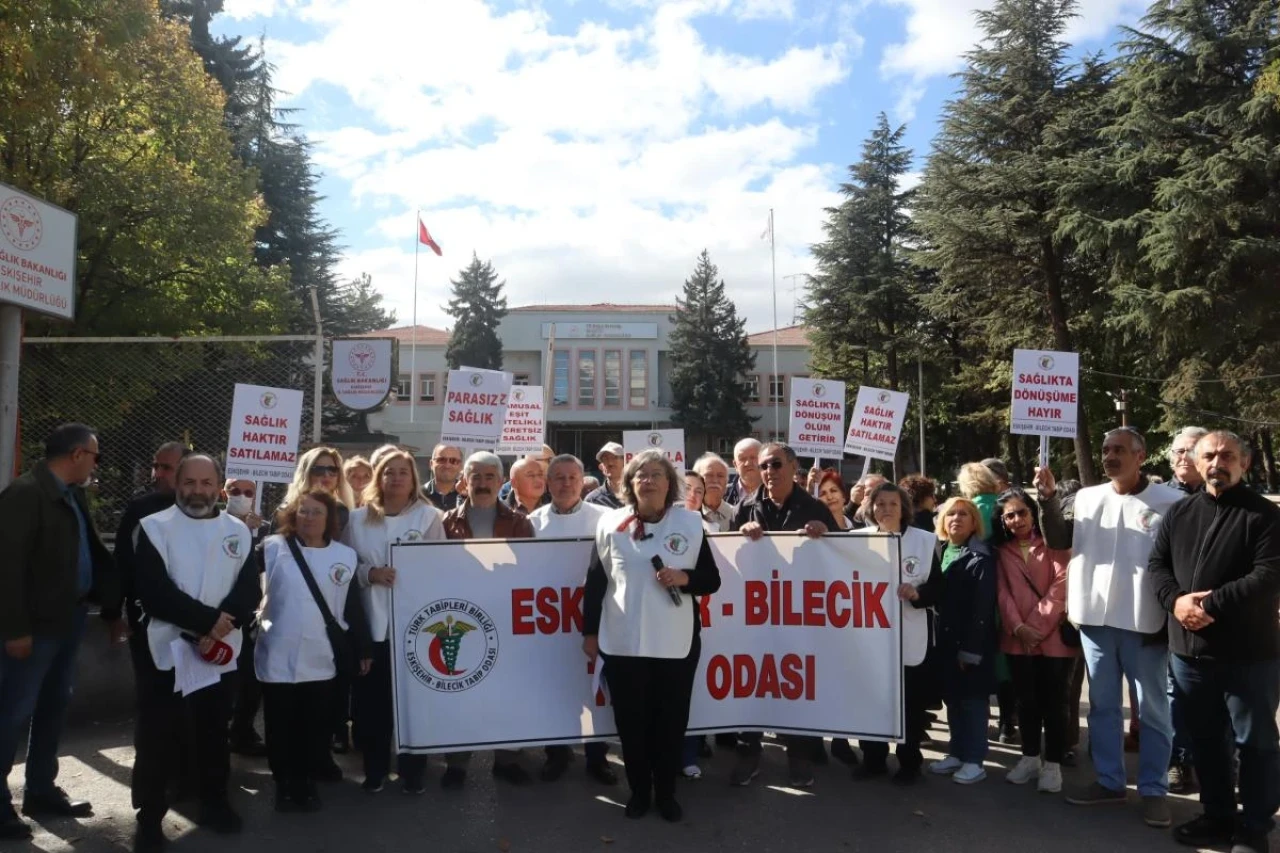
xmin=877 ymin=0 xmax=1148 ymax=82
xmin=260 ymin=0 xmax=853 ymax=332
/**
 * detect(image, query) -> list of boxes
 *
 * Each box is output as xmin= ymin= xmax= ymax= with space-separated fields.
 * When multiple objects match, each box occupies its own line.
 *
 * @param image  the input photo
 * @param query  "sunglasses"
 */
xmin=433 ymin=457 xmax=462 ymax=465
xmin=78 ymin=448 xmax=101 ymax=462
xmin=761 ymin=459 xmax=787 ymax=470
xmin=227 ymin=486 xmax=255 ymax=497
xmin=310 ymin=465 xmax=340 ymax=476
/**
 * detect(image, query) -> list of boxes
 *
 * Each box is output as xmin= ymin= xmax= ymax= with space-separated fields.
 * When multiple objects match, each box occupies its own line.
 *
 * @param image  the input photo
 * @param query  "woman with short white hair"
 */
xmin=583 ymin=450 xmax=721 ymax=822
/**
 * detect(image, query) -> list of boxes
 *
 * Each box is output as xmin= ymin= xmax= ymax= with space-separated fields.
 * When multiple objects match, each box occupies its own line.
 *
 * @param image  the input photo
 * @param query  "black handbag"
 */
xmin=1013 ymin=560 xmax=1081 ymax=649
xmin=286 ymin=536 xmax=356 ymax=677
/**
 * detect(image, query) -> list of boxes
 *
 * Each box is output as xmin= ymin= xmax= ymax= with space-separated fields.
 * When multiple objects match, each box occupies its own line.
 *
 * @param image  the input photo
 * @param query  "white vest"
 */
xmin=595 ymin=506 xmax=704 ymax=659
xmin=1067 ymin=482 xmax=1183 ymax=633
xmin=255 ymin=536 xmax=358 ymax=684
xmin=139 ymin=506 xmax=251 ymax=671
xmin=851 ymin=526 xmax=933 ymax=666
xmin=342 ymin=501 xmax=445 ymax=642
xmin=529 ymin=501 xmax=608 ymax=538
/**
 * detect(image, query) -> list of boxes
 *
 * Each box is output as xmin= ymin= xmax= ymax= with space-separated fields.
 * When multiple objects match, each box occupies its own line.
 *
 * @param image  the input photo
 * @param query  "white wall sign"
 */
xmin=441 ymin=367 xmax=514 ymax=447
xmin=389 ymin=534 xmax=903 ymax=753
xmin=225 ymin=383 xmax=305 ymax=484
xmin=0 ymin=182 xmax=77 ymax=320
xmin=331 ymin=338 xmax=394 ymax=412
xmin=789 ymin=377 xmax=846 ymax=458
xmin=496 ymin=385 xmax=545 ymax=455
xmin=844 ymin=386 xmax=911 ymax=461
xmin=1010 ymin=349 xmax=1080 ymax=437
xmin=539 ymin=322 xmax=658 ymax=340
xmin=622 ymin=428 xmax=686 ymax=466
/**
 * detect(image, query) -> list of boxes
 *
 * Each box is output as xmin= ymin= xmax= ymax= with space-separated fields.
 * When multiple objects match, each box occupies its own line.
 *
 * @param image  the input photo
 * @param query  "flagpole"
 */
xmin=410 ymin=209 xmax=420 ymax=424
xmin=770 ymin=208 xmax=779 ymax=437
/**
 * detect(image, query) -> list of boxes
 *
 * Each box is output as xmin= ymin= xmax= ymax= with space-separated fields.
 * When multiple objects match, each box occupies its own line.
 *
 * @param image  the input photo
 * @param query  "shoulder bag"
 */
xmin=286 ymin=536 xmax=357 ymax=677
xmin=1012 ymin=557 xmax=1081 ymax=649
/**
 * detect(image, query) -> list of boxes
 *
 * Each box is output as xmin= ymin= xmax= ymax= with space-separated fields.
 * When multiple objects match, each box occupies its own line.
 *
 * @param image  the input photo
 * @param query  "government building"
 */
xmin=355 ymin=303 xmax=813 ymax=467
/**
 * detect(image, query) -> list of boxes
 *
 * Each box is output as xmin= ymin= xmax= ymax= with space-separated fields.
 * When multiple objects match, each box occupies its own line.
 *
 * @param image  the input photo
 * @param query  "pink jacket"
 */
xmin=996 ymin=536 xmax=1078 ymax=658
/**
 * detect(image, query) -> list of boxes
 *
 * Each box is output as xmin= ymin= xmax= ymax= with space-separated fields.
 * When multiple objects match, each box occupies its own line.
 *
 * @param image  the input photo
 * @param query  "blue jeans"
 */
xmin=1080 ymin=624 xmax=1172 ymax=796
xmin=1170 ymin=655 xmax=1280 ymax=833
xmin=682 ymin=735 xmax=700 ymax=767
xmin=1169 ymin=662 xmax=1194 ymax=765
xmin=945 ymin=697 xmax=989 ymax=765
xmin=0 ymin=607 xmax=88 ymax=806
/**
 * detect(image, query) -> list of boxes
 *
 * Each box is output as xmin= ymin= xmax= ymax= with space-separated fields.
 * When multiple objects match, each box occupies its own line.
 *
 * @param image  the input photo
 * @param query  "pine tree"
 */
xmin=914 ymin=0 xmax=1109 ymax=482
xmin=1060 ymin=0 xmax=1280 ymax=463
xmin=667 ymin=251 xmax=756 ymax=444
xmin=444 ymin=254 xmax=508 ymax=370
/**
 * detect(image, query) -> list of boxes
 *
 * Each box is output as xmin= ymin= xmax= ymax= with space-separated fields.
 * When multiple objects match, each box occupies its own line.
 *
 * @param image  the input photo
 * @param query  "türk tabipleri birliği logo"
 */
xmin=404 ymin=599 xmax=500 ymax=692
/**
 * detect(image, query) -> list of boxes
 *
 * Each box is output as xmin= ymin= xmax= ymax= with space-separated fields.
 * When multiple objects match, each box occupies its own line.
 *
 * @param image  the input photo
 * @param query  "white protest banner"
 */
xmin=844 ymin=386 xmax=911 ymax=461
xmin=441 ymin=367 xmax=513 ymax=448
xmin=496 ymin=385 xmax=545 ymax=455
xmin=789 ymin=378 xmax=846 ymax=458
xmin=0 ymin=182 xmax=77 ymax=320
xmin=389 ymin=533 xmax=902 ymax=753
xmin=622 ymin=429 xmax=686 ymax=467
xmin=331 ymin=338 xmax=394 ymax=411
xmin=225 ymin=383 xmax=304 ymax=483
xmin=1010 ymin=349 xmax=1080 ymax=437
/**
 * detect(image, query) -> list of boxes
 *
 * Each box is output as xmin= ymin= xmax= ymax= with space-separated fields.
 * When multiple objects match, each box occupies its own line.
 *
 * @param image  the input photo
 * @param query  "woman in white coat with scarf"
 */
xmin=256 ymin=490 xmax=372 ymax=812
xmin=582 ymin=450 xmax=721 ymax=823
xmin=342 ymin=450 xmax=445 ymax=794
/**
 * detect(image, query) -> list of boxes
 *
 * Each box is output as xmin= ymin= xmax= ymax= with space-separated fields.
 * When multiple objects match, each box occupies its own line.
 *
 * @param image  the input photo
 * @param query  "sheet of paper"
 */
xmin=170 ymin=638 xmax=227 ymax=697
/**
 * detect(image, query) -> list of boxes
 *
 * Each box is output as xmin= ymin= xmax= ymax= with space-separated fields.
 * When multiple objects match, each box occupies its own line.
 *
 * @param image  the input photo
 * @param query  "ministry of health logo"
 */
xmin=1 ymin=197 xmax=42 ymax=251
xmin=404 ymin=599 xmax=499 ymax=692
xmin=347 ymin=342 xmax=377 ymax=372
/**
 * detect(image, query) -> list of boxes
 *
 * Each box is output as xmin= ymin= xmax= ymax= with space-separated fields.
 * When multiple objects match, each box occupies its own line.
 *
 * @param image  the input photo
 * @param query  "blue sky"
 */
xmin=212 ymin=0 xmax=1149 ymax=332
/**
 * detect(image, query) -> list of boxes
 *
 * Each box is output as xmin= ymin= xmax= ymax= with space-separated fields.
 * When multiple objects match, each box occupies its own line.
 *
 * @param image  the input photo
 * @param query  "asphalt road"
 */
xmin=7 ymin=712 xmax=1270 ymax=853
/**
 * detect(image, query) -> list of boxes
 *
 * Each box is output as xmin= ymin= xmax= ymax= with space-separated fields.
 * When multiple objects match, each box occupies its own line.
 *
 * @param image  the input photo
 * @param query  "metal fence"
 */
xmin=20 ymin=335 xmax=322 ymax=533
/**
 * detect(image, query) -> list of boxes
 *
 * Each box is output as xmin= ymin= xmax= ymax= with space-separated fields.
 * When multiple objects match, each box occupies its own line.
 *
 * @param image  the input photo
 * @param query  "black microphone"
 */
xmin=651 ymin=555 xmax=683 ymax=606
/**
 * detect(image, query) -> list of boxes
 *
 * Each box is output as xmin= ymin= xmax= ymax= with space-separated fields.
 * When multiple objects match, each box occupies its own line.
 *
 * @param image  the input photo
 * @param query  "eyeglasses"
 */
xmin=1002 ymin=508 xmax=1030 ymax=521
xmin=1171 ymin=447 xmax=1193 ymax=457
xmin=760 ymin=459 xmax=786 ymax=470
xmin=433 ymin=457 xmax=462 ymax=465
xmin=310 ymin=465 xmax=340 ymax=476
xmin=227 ymin=487 xmax=255 ymax=498
xmin=296 ymin=508 xmax=327 ymax=518
xmin=634 ymin=471 xmax=668 ymax=483
xmin=78 ymin=448 xmax=101 ymax=462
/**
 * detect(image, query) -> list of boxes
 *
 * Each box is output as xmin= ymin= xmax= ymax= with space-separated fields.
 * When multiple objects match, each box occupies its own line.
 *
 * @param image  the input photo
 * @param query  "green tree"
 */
xmin=914 ymin=0 xmax=1110 ymax=482
xmin=668 ymin=251 xmax=757 ymax=444
xmin=0 ymin=0 xmax=290 ymax=336
xmin=444 ymin=254 xmax=507 ymax=370
xmin=806 ymin=113 xmax=920 ymax=393
xmin=1060 ymin=0 xmax=1280 ymax=480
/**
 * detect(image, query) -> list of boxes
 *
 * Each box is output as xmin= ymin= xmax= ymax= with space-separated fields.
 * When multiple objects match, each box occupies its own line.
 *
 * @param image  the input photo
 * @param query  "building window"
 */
xmin=553 ymin=350 xmax=570 ymax=406
xmin=419 ymin=374 xmax=436 ymax=403
xmin=629 ymin=350 xmax=647 ymax=408
xmin=603 ymin=350 xmax=622 ymax=407
xmin=743 ymin=374 xmax=760 ymax=404
xmin=395 ymin=374 xmax=411 ymax=400
xmin=768 ymin=374 xmax=785 ymax=403
xmin=578 ymin=351 xmax=596 ymax=407
xmin=715 ymin=437 xmax=734 ymax=456
xmin=513 ymin=372 xmax=531 ymax=386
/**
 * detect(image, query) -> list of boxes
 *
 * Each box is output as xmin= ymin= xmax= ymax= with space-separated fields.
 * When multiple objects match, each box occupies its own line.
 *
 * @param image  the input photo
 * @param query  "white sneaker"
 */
xmin=1006 ymin=755 xmax=1041 ymax=785
xmin=1037 ymin=761 xmax=1063 ymax=793
xmin=953 ymin=763 xmax=987 ymax=785
xmin=682 ymin=764 xmax=702 ymax=779
xmin=929 ymin=756 xmax=963 ymax=775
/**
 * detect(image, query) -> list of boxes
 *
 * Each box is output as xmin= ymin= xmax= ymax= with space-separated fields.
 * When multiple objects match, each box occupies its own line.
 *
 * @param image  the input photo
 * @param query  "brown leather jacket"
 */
xmin=441 ymin=499 xmax=535 ymax=540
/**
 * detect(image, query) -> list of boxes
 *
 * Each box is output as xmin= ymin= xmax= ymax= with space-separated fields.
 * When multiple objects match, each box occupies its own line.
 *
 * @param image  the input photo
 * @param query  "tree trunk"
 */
xmin=1260 ymin=429 xmax=1278 ymax=491
xmin=1041 ymin=237 xmax=1097 ymax=484
xmin=1008 ymin=433 xmax=1025 ymax=488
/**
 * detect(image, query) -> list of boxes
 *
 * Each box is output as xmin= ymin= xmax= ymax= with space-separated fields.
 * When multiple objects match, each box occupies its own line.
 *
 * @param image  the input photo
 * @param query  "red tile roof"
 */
xmin=509 ymin=303 xmax=677 ymax=313
xmin=746 ymin=325 xmax=810 ymax=347
xmin=357 ymin=325 xmax=451 ymax=345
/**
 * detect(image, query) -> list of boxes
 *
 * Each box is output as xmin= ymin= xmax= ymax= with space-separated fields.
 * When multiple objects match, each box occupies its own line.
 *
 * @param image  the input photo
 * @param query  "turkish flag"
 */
xmin=418 ymin=219 xmax=443 ymax=256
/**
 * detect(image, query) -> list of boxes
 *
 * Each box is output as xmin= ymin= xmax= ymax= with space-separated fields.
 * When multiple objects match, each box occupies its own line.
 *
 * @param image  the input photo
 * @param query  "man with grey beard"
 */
xmin=130 ymin=455 xmax=261 ymax=851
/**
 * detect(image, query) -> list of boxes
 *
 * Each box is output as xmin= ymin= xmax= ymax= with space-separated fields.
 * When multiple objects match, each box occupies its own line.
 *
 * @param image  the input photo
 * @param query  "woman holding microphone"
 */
xmin=583 ymin=450 xmax=721 ymax=822
xmin=342 ymin=450 xmax=445 ymax=794
xmin=256 ymin=491 xmax=372 ymax=812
